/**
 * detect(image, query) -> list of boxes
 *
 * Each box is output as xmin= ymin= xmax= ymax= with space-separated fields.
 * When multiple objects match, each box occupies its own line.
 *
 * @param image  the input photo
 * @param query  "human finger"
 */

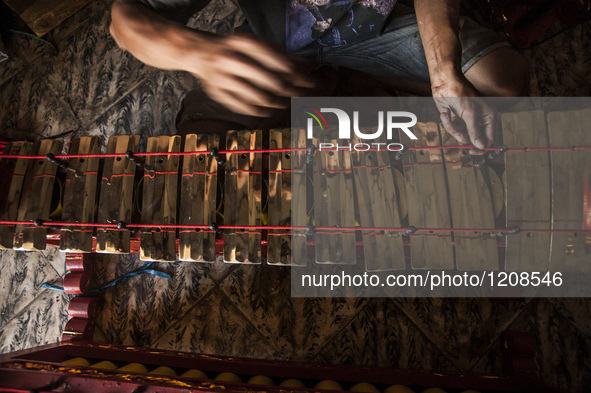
xmin=479 ymin=102 xmax=496 ymax=147
xmin=458 ymin=102 xmax=487 ymax=151
xmin=440 ymin=110 xmax=468 ymax=145
xmin=468 ymin=147 xmax=486 ymax=155
xmin=204 ymin=84 xmax=277 ymax=117
xmin=229 ymin=77 xmax=291 ymax=110
xmin=226 ymin=35 xmax=314 ymax=87
xmin=225 ymin=35 xmax=294 ymax=72
xmin=217 ymin=53 xmax=307 ymax=98
xmin=232 ymin=36 xmax=315 ymax=89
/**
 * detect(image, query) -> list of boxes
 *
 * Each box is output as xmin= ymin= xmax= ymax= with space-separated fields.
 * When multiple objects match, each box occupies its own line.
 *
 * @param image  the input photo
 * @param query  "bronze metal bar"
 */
xmin=14 ymin=139 xmax=63 ymax=251
xmin=178 ymin=133 xmax=219 ymax=262
xmin=439 ymin=124 xmax=498 ymax=271
xmin=268 ymin=128 xmax=292 ymax=265
xmin=400 ymin=122 xmax=453 ymax=269
xmin=140 ymin=135 xmax=182 ymax=262
xmin=547 ymin=108 xmax=591 ymax=271
xmin=503 ymin=110 xmax=551 ymax=271
xmin=0 ymin=142 xmax=33 ymax=249
xmin=96 ymin=135 xmax=140 ymax=254
xmin=60 ymin=136 xmax=102 ymax=253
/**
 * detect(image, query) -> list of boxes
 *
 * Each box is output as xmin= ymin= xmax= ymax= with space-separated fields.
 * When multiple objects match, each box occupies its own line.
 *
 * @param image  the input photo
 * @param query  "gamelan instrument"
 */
xmin=0 ymin=108 xmax=590 ymax=273
xmin=0 ymin=331 xmax=560 ymax=393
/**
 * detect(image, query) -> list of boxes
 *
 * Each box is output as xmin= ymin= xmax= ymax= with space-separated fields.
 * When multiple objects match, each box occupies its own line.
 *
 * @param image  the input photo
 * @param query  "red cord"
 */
xmin=1 ymin=220 xmax=589 ymax=234
xmin=1 ymin=145 xmax=590 ymax=160
xmin=0 ymin=148 xmax=301 ymax=160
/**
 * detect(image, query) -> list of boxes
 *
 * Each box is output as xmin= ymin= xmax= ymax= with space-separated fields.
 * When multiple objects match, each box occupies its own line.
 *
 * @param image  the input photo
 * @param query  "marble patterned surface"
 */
xmin=0 ymin=1 xmax=590 ymax=392
xmin=0 ymin=248 xmax=68 ymax=352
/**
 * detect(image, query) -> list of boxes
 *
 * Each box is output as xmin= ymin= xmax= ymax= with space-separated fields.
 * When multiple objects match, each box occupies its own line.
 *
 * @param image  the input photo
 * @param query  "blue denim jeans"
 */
xmin=176 ymin=4 xmax=510 ymax=131
xmin=293 ymin=4 xmax=510 ymax=84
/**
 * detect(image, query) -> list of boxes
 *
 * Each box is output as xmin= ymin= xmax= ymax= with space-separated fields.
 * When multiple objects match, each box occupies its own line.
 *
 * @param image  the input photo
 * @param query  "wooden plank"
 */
xmin=140 ymin=136 xmax=181 ymax=262
xmin=224 ymin=130 xmax=262 ymax=264
xmin=392 ymin=167 xmax=407 ymax=222
xmin=351 ymin=131 xmax=405 ymax=271
xmin=3 ymin=0 xmax=92 ymax=37
xmin=0 ymin=142 xmax=33 ymax=249
xmin=547 ymin=108 xmax=591 ymax=271
xmin=291 ymin=128 xmax=309 ymax=267
xmin=312 ymin=130 xmax=356 ymax=265
xmin=268 ymin=129 xmax=292 ymax=265
xmin=400 ymin=122 xmax=453 ymax=269
xmin=14 ymin=139 xmax=63 ymax=250
xmin=502 ymin=110 xmax=551 ymax=271
xmin=96 ymin=135 xmax=140 ymax=254
xmin=59 ymin=136 xmax=101 ymax=253
xmin=439 ymin=124 xmax=499 ymax=271
xmin=178 ymin=134 xmax=219 ymax=262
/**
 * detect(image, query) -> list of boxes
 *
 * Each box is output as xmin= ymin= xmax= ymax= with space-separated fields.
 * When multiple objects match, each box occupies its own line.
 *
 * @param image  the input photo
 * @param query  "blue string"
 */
xmin=43 ymin=262 xmax=171 ymax=295
xmin=85 ymin=262 xmax=171 ymax=296
xmin=42 ymin=282 xmax=65 ymax=292
xmin=8 ymin=29 xmax=58 ymax=57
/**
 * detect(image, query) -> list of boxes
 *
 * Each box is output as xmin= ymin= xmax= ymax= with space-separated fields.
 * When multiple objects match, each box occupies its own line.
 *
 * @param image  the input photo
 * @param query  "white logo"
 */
xmin=306 ymin=108 xmax=418 ymax=140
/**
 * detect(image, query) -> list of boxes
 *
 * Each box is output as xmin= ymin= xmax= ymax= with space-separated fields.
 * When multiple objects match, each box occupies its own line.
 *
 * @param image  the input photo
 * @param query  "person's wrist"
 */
xmin=173 ymin=29 xmax=217 ymax=77
xmin=431 ymin=73 xmax=479 ymax=99
xmin=430 ymin=64 xmax=465 ymax=95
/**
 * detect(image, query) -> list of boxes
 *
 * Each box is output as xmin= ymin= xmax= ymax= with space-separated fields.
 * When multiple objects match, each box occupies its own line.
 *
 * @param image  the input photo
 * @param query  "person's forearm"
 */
xmin=110 ymin=1 xmax=314 ymax=117
xmin=413 ymin=0 xmax=463 ymax=93
xmin=110 ymin=1 xmax=212 ymax=76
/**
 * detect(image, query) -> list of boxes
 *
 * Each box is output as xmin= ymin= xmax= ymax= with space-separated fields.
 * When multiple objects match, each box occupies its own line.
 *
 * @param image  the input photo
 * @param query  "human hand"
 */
xmin=191 ymin=33 xmax=315 ymax=117
xmin=431 ymin=76 xmax=496 ymax=155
